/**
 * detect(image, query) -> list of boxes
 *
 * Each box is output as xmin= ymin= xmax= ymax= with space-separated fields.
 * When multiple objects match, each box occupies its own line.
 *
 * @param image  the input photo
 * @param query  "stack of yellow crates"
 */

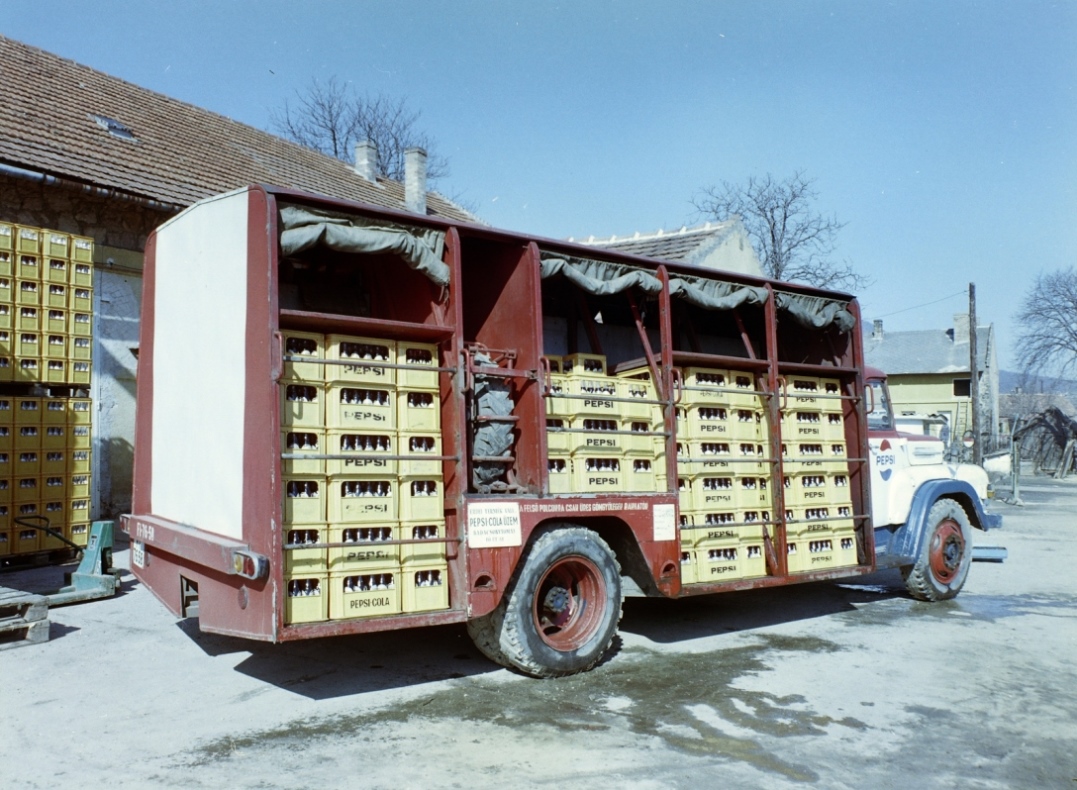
xmin=279 ymin=330 xmax=448 ymax=625
xmin=0 ymin=223 xmax=93 ymax=386
xmin=0 ymin=223 xmax=94 ymax=561
xmin=544 ymin=354 xmax=665 ymax=494
xmin=781 ymin=376 xmax=857 ymax=572
xmin=675 ymin=368 xmax=769 ymax=584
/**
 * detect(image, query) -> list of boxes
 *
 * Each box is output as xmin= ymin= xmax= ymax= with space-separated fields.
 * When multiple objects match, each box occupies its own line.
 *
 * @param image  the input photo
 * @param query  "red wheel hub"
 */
xmin=929 ymin=519 xmax=965 ymax=583
xmin=533 ymin=555 xmax=607 ymax=651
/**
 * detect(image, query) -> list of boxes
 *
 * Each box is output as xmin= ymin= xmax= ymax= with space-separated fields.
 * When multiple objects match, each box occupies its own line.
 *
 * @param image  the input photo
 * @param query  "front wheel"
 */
xmin=902 ymin=498 xmax=973 ymax=601
xmin=467 ymin=527 xmax=622 ymax=678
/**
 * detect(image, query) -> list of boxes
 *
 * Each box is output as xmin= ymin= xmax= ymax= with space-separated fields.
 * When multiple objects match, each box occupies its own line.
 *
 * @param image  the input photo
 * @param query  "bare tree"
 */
xmin=1015 ymin=267 xmax=1077 ymax=379
xmin=693 ymin=171 xmax=866 ymax=290
xmin=271 ymin=77 xmax=449 ymax=183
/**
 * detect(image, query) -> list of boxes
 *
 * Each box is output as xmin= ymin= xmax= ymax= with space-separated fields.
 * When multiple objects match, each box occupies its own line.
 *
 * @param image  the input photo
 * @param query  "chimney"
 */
xmin=354 ymin=140 xmax=379 ymax=182
xmin=873 ymin=319 xmax=883 ymax=339
xmin=404 ymin=147 xmax=427 ymax=214
xmin=953 ymin=313 xmax=970 ymax=344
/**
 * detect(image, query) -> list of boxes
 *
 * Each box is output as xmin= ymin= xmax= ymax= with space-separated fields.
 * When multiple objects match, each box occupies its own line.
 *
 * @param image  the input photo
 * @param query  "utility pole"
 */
xmin=969 ymin=282 xmax=982 ymax=466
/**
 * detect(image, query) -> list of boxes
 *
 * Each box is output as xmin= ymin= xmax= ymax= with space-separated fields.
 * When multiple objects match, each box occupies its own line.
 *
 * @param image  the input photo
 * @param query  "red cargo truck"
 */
xmin=124 ymin=185 xmax=999 ymax=677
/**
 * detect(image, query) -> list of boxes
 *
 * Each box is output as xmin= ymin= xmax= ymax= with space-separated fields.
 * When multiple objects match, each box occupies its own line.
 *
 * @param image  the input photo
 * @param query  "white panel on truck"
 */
xmin=151 ymin=190 xmax=250 ymax=539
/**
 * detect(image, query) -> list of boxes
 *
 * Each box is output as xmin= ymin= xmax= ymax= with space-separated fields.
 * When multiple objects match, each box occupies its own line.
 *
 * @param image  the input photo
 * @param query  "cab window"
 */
xmin=866 ymin=380 xmax=894 ymax=431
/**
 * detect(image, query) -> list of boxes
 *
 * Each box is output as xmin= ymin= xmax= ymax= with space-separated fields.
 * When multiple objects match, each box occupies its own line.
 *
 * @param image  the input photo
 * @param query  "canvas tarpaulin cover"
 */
xmin=279 ymin=204 xmax=449 ymax=287
xmin=774 ymin=291 xmax=856 ymax=333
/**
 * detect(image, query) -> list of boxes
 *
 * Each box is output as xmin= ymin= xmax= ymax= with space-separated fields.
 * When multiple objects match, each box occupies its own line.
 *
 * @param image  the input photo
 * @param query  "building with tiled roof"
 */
xmin=864 ymin=315 xmax=1000 ymax=455
xmin=575 ymin=218 xmax=763 ymax=277
xmin=0 ymin=34 xmax=476 ymax=521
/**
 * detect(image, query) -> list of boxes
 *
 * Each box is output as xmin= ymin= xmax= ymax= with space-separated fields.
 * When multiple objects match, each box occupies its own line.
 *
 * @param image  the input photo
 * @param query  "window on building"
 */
xmin=953 ymin=378 xmax=971 ymax=397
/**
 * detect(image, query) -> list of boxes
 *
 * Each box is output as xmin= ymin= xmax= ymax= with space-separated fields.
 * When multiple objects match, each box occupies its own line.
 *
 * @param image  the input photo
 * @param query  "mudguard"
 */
xmin=874 ymin=478 xmax=1002 ymax=569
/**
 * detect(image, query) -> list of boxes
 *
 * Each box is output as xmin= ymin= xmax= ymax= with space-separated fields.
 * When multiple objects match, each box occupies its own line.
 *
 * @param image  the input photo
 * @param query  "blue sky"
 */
xmin=4 ymin=1 xmax=1075 ymax=370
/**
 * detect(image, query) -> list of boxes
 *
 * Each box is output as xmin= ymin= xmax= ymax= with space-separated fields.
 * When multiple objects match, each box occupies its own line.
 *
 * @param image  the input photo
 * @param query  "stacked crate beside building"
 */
xmin=279 ymin=330 xmax=448 ymax=625
xmin=0 ymin=222 xmax=94 ymax=560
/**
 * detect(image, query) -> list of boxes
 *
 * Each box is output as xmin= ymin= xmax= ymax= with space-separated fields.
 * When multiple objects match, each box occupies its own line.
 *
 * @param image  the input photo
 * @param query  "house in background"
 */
xmin=576 ymin=218 xmax=764 ymax=277
xmin=0 ymin=34 xmax=475 ymax=518
xmin=864 ymin=314 xmax=1000 ymax=455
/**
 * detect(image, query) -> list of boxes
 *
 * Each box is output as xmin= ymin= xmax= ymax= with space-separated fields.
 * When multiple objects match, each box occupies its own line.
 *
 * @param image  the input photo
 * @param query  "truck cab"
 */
xmin=864 ymin=367 xmax=1001 ymax=599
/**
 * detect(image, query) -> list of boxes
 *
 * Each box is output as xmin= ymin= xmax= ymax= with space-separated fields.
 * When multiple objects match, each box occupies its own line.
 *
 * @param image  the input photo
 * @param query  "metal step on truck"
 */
xmin=122 ymin=185 xmax=1001 ymax=678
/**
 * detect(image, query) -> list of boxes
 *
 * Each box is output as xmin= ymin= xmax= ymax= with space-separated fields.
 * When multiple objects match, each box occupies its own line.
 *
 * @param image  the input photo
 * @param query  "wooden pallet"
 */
xmin=0 ymin=586 xmax=49 ymax=650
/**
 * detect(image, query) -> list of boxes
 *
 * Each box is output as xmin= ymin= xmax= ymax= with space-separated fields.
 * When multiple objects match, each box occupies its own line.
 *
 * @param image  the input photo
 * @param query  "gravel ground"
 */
xmin=2 ymin=477 xmax=1075 ymax=789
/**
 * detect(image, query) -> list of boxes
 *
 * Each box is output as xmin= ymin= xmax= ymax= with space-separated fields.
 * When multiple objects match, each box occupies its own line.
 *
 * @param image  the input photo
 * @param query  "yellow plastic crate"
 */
xmin=401 ymin=564 xmax=449 ymax=613
xmin=625 ymin=454 xmax=664 ymax=493
xmin=16 ymin=227 xmax=41 ymax=255
xmin=68 ymin=399 xmax=91 ymax=425
xmin=562 ymin=353 xmax=607 ymax=376
xmin=686 ymin=475 xmax=737 ymax=511
xmin=45 ymin=334 xmax=68 ymax=359
xmin=0 ymin=254 xmax=8 ymax=280
xmin=397 ymin=341 xmax=439 ymax=389
xmin=68 ymin=449 xmax=90 ymax=474
xmin=10 ymin=425 xmax=32 ymax=450
xmin=15 ymin=398 xmax=40 ymax=425
xmin=66 ymin=473 xmax=90 ymax=499
xmin=0 ymin=358 xmax=11 ymax=383
xmin=572 ymin=455 xmax=624 ymax=493
xmin=679 ymin=550 xmax=699 ymax=585
xmin=43 ymin=232 xmax=70 ymax=259
xmin=45 ymin=283 xmax=67 ymax=309
xmin=42 ymin=425 xmax=67 ymax=450
xmin=0 ymin=224 xmax=11 ymax=253
xmin=399 ymin=476 xmax=444 ymax=522
xmin=0 ymin=426 xmax=10 ymax=452
xmin=15 ymin=359 xmax=41 ymax=383
xmin=69 ymin=311 xmax=91 ymax=336
xmin=68 ymin=497 xmax=90 ymax=523
xmin=735 ymin=476 xmax=772 ymax=509
xmin=398 ymin=389 xmax=440 ymax=433
xmin=326 ymin=431 xmax=395 ymax=476
xmin=15 ymin=451 xmax=40 ymax=477
xmin=325 ymin=334 xmax=395 ymax=385
xmin=68 ymin=286 xmax=92 ymax=313
xmin=17 ymin=280 xmax=41 ymax=305
xmin=16 ymin=332 xmax=40 ymax=358
xmin=283 ymin=526 xmax=328 ymax=573
xmin=327 ymin=524 xmax=399 ymax=572
xmin=0 ymin=529 xmax=10 ymax=556
xmin=328 ymin=568 xmax=400 ymax=620
xmin=546 ymin=419 xmax=571 ymax=456
xmin=399 ymin=521 xmax=447 ymax=565
xmin=281 ymin=330 xmax=324 ymax=383
xmin=16 ymin=306 xmax=40 ymax=332
xmin=728 ymin=372 xmax=766 ymax=409
xmin=46 ymin=258 xmax=69 ymax=283
xmin=699 ymin=541 xmax=766 ymax=581
xmin=284 ymin=574 xmax=328 ymax=624
xmin=40 ymin=502 xmax=67 ymax=550
xmin=788 ymin=376 xmax=843 ymax=415
xmin=399 ymin=433 xmax=442 ymax=477
xmin=14 ymin=477 xmax=39 ymax=503
xmin=676 ymin=440 xmax=736 ymax=477
xmin=46 ymin=309 xmax=67 ymax=334
xmin=327 ymin=477 xmax=397 ymax=524
xmin=68 ymin=425 xmax=91 ymax=449
xmin=44 ymin=360 xmax=68 ymax=384
xmin=566 ymin=417 xmax=625 ymax=456
xmin=66 ymin=522 xmax=89 ymax=547
xmin=787 ymin=535 xmax=842 ymax=574
xmin=0 ymin=330 xmax=10 ymax=356
xmin=547 ymin=457 xmax=572 ymax=493
xmin=0 ymin=478 xmax=10 ymax=505
xmin=70 ymin=240 xmax=94 ymax=266
xmin=0 ymin=278 xmax=11 ymax=303
xmin=17 ymin=255 xmax=41 ymax=281
xmin=679 ymin=367 xmax=733 ymax=407
xmin=677 ymin=404 xmax=732 ymax=440
xmin=325 ymin=384 xmax=395 ymax=430
xmin=280 ymin=383 xmax=324 ymax=429
xmin=42 ymin=450 xmax=65 ymax=475
xmin=619 ymin=377 xmax=662 ymax=423
xmin=0 ymin=304 xmax=11 ymax=329
xmin=0 ymin=504 xmax=10 ymax=530
xmin=42 ymin=475 xmax=66 ymax=501
xmin=281 ymin=429 xmax=326 ymax=475
xmin=282 ymin=477 xmax=326 ymax=524
xmin=15 ymin=527 xmax=40 ymax=555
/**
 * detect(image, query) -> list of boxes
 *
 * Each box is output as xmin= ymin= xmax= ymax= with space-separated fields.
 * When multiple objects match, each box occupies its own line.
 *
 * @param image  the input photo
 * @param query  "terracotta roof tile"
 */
xmin=0 ymin=35 xmax=476 ymax=221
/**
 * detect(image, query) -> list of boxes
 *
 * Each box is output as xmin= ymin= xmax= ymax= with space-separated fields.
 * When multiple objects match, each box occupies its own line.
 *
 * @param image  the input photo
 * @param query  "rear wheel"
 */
xmin=466 ymin=527 xmax=621 ymax=678
xmin=902 ymin=498 xmax=973 ymax=601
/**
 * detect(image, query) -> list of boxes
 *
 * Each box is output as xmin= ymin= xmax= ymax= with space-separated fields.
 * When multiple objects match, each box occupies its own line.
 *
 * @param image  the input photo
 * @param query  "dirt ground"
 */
xmin=2 ymin=477 xmax=1076 ymax=789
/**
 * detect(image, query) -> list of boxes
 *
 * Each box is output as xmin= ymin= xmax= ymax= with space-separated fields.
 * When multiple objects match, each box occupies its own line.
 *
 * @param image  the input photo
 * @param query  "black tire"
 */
xmin=902 ymin=498 xmax=973 ymax=601
xmin=466 ymin=527 xmax=622 ymax=678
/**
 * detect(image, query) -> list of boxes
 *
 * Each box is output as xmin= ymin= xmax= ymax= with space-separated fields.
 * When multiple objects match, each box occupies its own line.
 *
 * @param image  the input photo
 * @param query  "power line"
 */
xmin=876 ymin=289 xmax=967 ymax=319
